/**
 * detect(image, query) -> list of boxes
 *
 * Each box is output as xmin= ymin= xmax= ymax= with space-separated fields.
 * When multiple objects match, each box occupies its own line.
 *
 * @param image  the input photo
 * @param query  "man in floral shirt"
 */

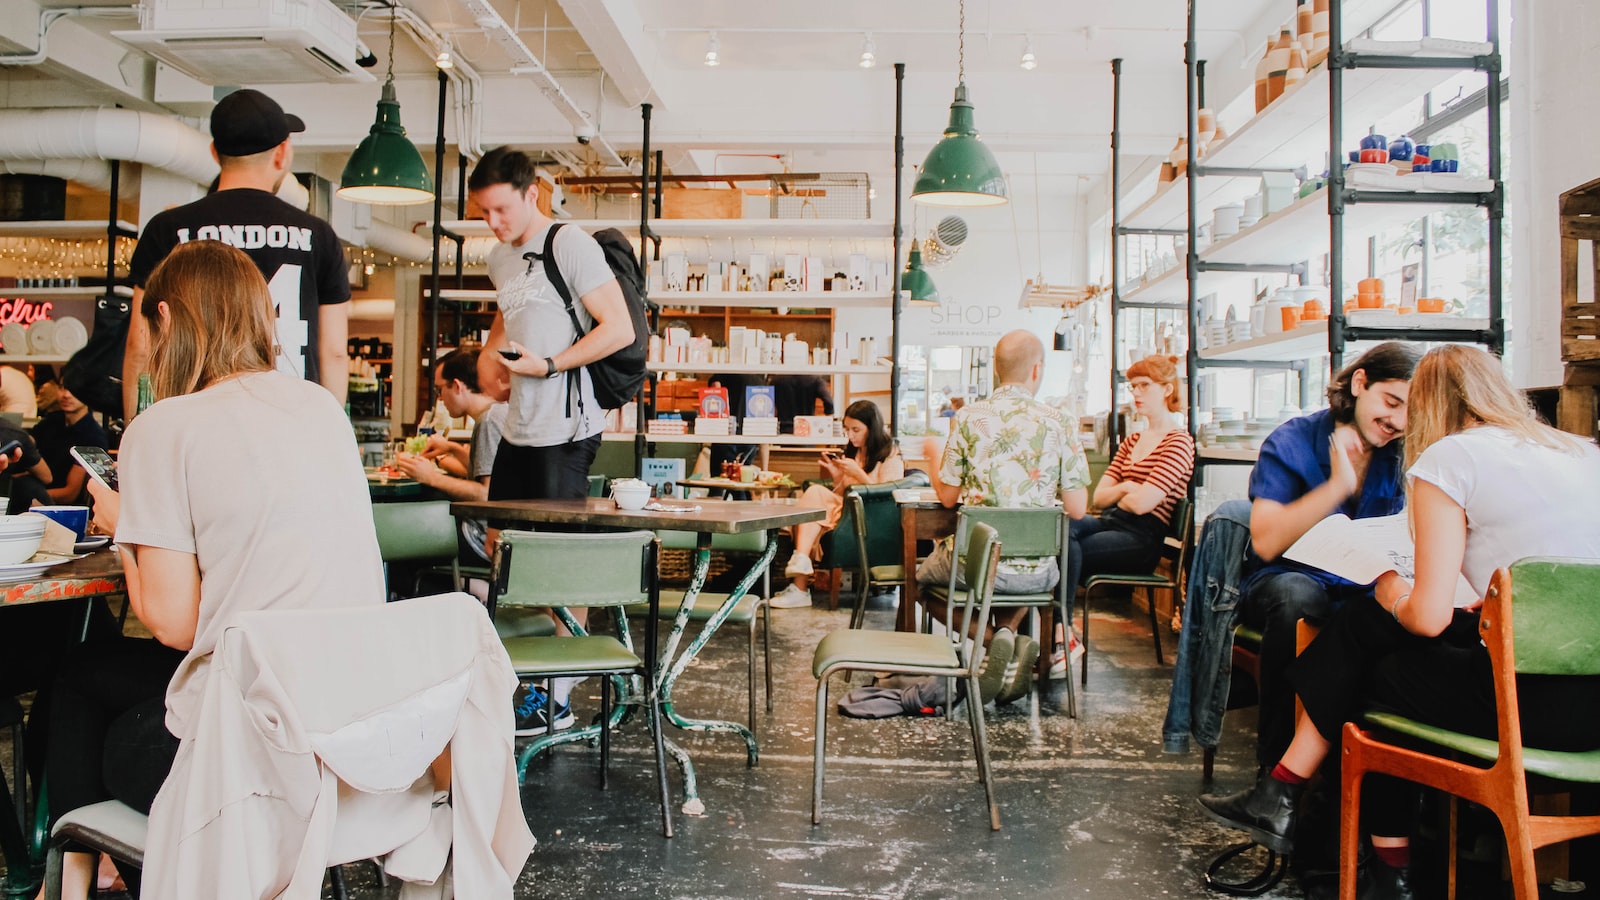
xmin=918 ymin=330 xmax=1090 ymax=612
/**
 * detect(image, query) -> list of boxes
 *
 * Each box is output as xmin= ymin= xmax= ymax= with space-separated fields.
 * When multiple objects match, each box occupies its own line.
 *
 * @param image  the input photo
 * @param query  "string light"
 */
xmin=1020 ymin=35 xmax=1037 ymax=70
xmin=859 ymin=34 xmax=876 ymax=69
xmin=704 ymin=31 xmax=720 ymax=67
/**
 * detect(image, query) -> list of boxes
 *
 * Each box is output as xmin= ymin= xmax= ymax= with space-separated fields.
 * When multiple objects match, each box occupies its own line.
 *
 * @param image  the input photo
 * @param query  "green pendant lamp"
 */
xmin=902 ymin=247 xmax=940 ymax=306
xmin=912 ymin=0 xmax=1008 ymax=208
xmin=338 ymin=12 xmax=434 ymax=205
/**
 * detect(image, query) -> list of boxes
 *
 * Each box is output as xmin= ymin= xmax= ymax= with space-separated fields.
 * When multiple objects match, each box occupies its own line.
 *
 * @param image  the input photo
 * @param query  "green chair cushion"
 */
xmin=502 ymin=635 xmax=642 ymax=675
xmin=868 ymin=565 xmax=906 ymax=582
xmin=626 ymin=592 xmax=758 ymax=624
xmin=812 ymin=630 xmax=959 ymax=678
xmin=1363 ymin=711 xmax=1600 ymax=785
xmin=1234 ymin=625 xmax=1264 ymax=653
xmin=1084 ymin=573 xmax=1172 ymax=588
xmin=493 ymin=608 xmax=558 ymax=639
xmin=988 ymin=591 xmax=1056 ymax=606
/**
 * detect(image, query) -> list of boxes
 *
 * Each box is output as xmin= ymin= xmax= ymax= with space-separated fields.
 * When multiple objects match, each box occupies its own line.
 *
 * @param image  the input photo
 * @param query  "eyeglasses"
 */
xmin=1126 ymin=379 xmax=1161 ymax=393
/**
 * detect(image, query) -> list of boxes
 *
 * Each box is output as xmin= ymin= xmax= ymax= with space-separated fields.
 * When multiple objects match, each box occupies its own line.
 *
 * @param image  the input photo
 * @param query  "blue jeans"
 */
xmin=1238 ymin=571 xmax=1359 ymax=766
xmin=1063 ymin=512 xmax=1164 ymax=618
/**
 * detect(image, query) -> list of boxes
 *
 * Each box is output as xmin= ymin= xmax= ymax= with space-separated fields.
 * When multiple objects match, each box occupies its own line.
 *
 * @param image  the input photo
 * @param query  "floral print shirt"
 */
xmin=938 ymin=385 xmax=1091 ymax=508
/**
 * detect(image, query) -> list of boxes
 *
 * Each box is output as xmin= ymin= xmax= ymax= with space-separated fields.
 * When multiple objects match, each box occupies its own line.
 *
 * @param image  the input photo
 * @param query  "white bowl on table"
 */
xmin=611 ymin=478 xmax=652 ymax=511
xmin=0 ymin=515 xmax=47 ymax=565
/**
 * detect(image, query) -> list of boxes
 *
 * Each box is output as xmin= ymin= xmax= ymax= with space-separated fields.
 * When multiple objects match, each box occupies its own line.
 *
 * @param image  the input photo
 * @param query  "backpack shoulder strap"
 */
xmin=537 ymin=223 xmax=588 ymax=340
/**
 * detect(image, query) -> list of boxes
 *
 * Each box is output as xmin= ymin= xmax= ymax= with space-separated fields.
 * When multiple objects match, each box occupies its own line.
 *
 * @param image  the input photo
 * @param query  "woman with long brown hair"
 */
xmin=42 ymin=240 xmax=385 ymax=898
xmin=1200 ymin=345 xmax=1600 ymax=895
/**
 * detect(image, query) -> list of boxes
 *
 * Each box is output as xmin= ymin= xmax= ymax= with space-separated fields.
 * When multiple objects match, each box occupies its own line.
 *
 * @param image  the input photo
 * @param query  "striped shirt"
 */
xmin=1104 ymin=429 xmax=1196 ymax=525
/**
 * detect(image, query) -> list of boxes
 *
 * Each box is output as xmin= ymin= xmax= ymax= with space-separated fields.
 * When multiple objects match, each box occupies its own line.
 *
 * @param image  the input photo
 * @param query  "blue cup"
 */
xmin=1348 ymin=150 xmax=1360 ymax=163
xmin=32 ymin=505 xmax=88 ymax=540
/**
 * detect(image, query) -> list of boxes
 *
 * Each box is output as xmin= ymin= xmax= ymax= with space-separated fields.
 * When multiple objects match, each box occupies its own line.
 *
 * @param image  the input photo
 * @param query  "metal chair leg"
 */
xmin=1080 ymin=586 xmax=1093 ymax=685
xmin=645 ymin=671 xmax=673 ymax=839
xmin=747 ymin=608 xmax=758 ymax=733
xmin=1149 ymin=586 xmax=1167 ymax=665
xmin=762 ymin=601 xmax=773 ymax=714
xmin=599 ymin=673 xmax=611 ymax=789
xmin=811 ymin=674 xmax=830 ymax=825
xmin=966 ymin=671 xmax=1001 ymax=831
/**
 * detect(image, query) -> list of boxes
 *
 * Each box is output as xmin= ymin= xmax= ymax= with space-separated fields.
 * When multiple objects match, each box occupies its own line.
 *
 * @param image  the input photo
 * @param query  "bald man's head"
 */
xmin=993 ymin=330 xmax=1044 ymax=392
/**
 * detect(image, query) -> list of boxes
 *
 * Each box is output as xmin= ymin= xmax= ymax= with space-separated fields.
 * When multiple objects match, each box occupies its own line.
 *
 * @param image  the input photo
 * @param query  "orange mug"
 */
xmin=1357 ymin=277 xmax=1384 ymax=294
xmin=1281 ymin=306 xmax=1302 ymax=330
xmin=1357 ymin=292 xmax=1384 ymax=309
xmin=1417 ymin=297 xmax=1446 ymax=313
xmin=1302 ymin=299 xmax=1326 ymax=320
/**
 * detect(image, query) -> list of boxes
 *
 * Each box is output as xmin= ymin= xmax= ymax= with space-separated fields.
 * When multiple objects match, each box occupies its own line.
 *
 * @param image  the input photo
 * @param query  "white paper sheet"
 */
xmin=1282 ymin=513 xmax=1479 ymax=607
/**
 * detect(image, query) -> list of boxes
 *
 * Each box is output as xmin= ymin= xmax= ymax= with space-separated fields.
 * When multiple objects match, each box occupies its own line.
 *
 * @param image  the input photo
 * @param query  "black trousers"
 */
xmin=1238 ymin=572 xmax=1367 ymax=766
xmin=45 ymin=637 xmax=183 ymax=822
xmin=488 ymin=434 xmax=602 ymax=513
xmin=1063 ymin=510 xmax=1165 ymax=607
xmin=1290 ymin=595 xmax=1600 ymax=836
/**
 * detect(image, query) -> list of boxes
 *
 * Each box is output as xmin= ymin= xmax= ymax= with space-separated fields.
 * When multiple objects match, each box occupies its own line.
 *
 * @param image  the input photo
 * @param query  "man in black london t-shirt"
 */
xmin=124 ymin=89 xmax=350 ymax=416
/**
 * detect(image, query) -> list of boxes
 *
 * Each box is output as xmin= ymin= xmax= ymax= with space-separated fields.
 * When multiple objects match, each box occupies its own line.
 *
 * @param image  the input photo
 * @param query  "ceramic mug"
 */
xmin=1280 ymin=307 xmax=1302 ymax=330
xmin=1357 ymin=293 xmax=1385 ymax=309
xmin=1418 ymin=297 xmax=1447 ymax=313
xmin=1357 ymin=277 xmax=1384 ymax=295
xmin=1359 ymin=133 xmax=1388 ymax=150
xmin=1359 ymin=148 xmax=1388 ymax=164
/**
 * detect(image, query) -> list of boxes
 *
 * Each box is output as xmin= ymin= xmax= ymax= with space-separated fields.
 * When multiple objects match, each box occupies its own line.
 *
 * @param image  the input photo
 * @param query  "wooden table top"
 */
xmin=452 ymin=497 xmax=824 ymax=534
xmin=0 ymin=549 xmax=126 ymax=608
xmin=679 ymin=477 xmax=792 ymax=492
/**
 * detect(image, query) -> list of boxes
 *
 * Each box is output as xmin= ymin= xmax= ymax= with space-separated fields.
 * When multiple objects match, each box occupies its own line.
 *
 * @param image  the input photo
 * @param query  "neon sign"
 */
xmin=0 ymin=299 xmax=54 ymax=325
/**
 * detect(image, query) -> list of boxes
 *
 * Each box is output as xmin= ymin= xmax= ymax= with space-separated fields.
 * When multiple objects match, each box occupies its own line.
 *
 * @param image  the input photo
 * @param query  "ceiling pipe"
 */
xmin=457 ymin=0 xmax=626 ymax=168
xmin=0 ymin=107 xmax=217 ymax=186
xmin=0 ymin=6 xmax=136 ymax=67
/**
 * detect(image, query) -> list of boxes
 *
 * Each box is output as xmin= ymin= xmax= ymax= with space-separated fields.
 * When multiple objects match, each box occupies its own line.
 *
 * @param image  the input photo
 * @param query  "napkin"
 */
xmin=24 ymin=513 xmax=77 ymax=557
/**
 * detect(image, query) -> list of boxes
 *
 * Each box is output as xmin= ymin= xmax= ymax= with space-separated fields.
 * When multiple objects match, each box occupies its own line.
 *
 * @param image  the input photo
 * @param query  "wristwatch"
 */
xmin=543 ymin=357 xmax=560 ymax=379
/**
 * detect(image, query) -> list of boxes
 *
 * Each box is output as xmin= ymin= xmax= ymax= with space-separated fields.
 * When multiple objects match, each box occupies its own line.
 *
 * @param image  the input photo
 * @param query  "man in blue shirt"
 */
xmin=1237 ymin=341 xmax=1421 ymax=770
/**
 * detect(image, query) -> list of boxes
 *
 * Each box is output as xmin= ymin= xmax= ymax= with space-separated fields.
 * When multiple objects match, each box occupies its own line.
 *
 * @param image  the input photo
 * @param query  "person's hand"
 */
xmin=920 ymin=435 xmax=944 ymax=464
xmin=420 ymin=433 xmax=453 ymax=460
xmin=833 ymin=455 xmax=867 ymax=484
xmin=0 ymin=444 xmax=18 ymax=474
xmin=817 ymin=452 xmax=840 ymax=479
xmin=86 ymin=478 xmax=120 ymax=536
xmin=496 ymin=342 xmax=550 ymax=378
xmin=1328 ymin=424 xmax=1363 ymax=499
xmin=393 ymin=452 xmax=439 ymax=486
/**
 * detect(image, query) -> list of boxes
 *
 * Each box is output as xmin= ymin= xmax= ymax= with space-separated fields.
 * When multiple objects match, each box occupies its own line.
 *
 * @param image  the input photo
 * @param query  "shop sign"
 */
xmin=0 ymin=299 xmax=54 ymax=325
xmin=901 ymin=293 xmax=1040 ymax=346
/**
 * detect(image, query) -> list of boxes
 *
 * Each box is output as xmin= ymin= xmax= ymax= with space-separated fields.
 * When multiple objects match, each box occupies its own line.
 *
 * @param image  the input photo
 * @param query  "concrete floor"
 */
xmin=11 ymin=590 xmax=1593 ymax=898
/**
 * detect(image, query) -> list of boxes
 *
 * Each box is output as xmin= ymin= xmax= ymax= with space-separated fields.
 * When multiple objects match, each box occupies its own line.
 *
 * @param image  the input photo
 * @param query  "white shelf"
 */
xmin=437 ymin=219 xmax=891 ymax=240
xmin=1121 ymin=264 xmax=1260 ymax=309
xmin=438 ymin=288 xmax=887 ymax=309
xmin=0 ymin=220 xmax=137 ymax=239
xmin=649 ymin=361 xmax=890 ymax=376
xmin=655 ymin=291 xmax=890 ymax=309
xmin=1200 ymin=186 xmax=1478 ymax=267
xmin=0 ymin=353 xmax=73 ymax=364
xmin=1198 ymin=447 xmax=1260 ymax=462
xmin=609 ymin=432 xmax=844 ymax=446
xmin=1204 ymin=43 xmax=1483 ymax=173
xmin=1123 ymin=175 xmax=1258 ymax=233
xmin=1199 ymin=314 xmax=1491 ymax=362
xmin=0 ymin=285 xmax=132 ymax=301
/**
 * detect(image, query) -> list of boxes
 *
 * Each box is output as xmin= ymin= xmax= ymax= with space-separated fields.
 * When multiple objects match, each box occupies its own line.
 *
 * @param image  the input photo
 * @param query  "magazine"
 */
xmin=1282 ymin=513 xmax=1479 ymax=607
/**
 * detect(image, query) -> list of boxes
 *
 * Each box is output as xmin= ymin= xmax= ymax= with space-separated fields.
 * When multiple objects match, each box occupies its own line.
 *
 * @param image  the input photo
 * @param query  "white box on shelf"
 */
xmin=784 ymin=339 xmax=808 ymax=366
xmin=804 ymin=257 xmax=825 ymax=293
xmin=794 ymin=415 xmax=835 ymax=438
xmin=871 ymin=262 xmax=890 ymax=293
xmin=848 ymin=253 xmax=869 ymax=292
xmin=749 ymin=253 xmax=769 ymax=290
xmin=665 ymin=253 xmax=688 ymax=292
xmin=783 ymin=254 xmax=804 ymax=292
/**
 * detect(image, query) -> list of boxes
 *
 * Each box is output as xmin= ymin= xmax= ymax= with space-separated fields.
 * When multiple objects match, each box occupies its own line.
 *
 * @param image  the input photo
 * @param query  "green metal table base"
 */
xmin=518 ymin=530 xmax=774 ymax=815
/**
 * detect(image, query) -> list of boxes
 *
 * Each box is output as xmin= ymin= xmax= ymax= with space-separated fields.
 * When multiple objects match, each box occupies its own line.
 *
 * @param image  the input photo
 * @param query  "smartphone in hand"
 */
xmin=0 ymin=439 xmax=21 ymax=458
xmin=71 ymin=446 xmax=118 ymax=491
xmin=498 ymin=348 xmax=522 ymax=361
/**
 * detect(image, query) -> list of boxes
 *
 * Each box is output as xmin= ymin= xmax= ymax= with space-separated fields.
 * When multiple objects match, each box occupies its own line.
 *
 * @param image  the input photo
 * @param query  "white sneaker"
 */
xmin=784 ymin=553 xmax=814 ymax=577
xmin=767 ymin=584 xmax=812 ymax=609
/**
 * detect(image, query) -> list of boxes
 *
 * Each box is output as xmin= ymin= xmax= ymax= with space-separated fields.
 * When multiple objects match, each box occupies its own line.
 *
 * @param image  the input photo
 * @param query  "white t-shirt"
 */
xmin=0 ymin=366 xmax=37 ymax=418
xmin=486 ymin=224 xmax=616 ymax=447
xmin=116 ymin=370 xmax=385 ymax=738
xmin=1408 ymin=425 xmax=1600 ymax=598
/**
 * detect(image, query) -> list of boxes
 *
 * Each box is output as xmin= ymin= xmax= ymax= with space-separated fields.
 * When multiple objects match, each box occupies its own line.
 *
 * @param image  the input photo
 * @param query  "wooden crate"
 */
xmin=1559 ymin=178 xmax=1600 ymax=439
xmin=1560 ymin=177 xmax=1600 ymax=363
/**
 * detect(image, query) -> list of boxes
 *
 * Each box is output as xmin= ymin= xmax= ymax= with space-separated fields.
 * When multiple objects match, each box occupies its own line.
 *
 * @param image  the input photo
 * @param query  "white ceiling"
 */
xmin=0 ymin=0 xmax=1308 ymax=210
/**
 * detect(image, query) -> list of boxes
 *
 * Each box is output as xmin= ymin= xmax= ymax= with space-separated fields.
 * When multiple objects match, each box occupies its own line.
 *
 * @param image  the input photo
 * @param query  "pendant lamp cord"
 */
xmin=957 ymin=0 xmax=966 ymax=82
xmin=386 ymin=4 xmax=397 ymax=84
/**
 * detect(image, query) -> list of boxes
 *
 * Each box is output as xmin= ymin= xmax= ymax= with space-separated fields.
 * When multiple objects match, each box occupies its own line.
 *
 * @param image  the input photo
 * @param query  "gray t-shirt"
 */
xmin=486 ymin=224 xmax=615 ymax=447
xmin=461 ymin=402 xmax=508 ymax=561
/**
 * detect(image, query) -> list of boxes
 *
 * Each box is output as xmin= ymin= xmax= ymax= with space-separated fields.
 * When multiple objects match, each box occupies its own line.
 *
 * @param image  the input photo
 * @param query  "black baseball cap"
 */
xmin=210 ymin=89 xmax=305 ymax=157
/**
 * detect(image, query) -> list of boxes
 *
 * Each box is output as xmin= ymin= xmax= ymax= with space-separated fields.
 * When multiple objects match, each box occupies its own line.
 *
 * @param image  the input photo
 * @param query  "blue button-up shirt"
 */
xmin=1241 ymin=408 xmax=1405 ymax=593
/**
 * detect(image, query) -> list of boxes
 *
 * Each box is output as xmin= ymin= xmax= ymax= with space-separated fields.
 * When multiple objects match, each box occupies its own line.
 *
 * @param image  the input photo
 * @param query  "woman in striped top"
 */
xmin=1063 ymin=354 xmax=1196 ymax=597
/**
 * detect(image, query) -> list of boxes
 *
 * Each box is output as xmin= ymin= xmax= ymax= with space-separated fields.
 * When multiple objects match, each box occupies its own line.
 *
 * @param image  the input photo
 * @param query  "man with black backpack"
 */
xmin=468 ymin=146 xmax=637 ymax=735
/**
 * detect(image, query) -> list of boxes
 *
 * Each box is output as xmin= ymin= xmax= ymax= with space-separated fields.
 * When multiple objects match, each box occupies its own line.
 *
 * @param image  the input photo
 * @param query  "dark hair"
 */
xmin=1326 ymin=341 xmax=1422 ymax=423
xmin=468 ymin=146 xmax=536 ymax=194
xmin=842 ymin=400 xmax=895 ymax=473
xmin=437 ymin=348 xmax=481 ymax=393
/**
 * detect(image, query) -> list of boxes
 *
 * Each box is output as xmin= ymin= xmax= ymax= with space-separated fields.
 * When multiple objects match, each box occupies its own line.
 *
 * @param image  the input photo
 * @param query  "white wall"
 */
xmin=1510 ymin=0 xmax=1598 ymax=388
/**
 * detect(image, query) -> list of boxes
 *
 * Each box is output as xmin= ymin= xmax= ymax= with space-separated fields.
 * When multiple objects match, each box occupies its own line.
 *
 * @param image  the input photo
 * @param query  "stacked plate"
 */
xmin=0 ymin=515 xmax=46 ymax=565
xmin=54 ymin=317 xmax=88 ymax=354
xmin=0 ymin=323 xmax=25 ymax=356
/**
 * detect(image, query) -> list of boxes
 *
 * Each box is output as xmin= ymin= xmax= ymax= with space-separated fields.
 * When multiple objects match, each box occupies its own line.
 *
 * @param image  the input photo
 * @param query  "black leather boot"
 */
xmin=1368 ymin=860 xmax=1414 ymax=900
xmin=1198 ymin=775 xmax=1304 ymax=853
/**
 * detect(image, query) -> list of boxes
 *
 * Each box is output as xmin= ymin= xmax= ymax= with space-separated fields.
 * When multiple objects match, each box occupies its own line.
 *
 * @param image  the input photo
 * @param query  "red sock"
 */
xmin=1373 ymin=844 xmax=1410 ymax=870
xmin=1270 ymin=762 xmax=1309 ymax=785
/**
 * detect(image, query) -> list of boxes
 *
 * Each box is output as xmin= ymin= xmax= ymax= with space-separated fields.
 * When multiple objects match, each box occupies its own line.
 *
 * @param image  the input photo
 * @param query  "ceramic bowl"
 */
xmin=0 ymin=515 xmax=46 ymax=565
xmin=611 ymin=479 xmax=652 ymax=510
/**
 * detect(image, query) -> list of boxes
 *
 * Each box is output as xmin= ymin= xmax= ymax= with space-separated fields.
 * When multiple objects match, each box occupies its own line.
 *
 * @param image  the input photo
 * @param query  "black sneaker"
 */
xmin=514 ymin=684 xmax=575 ymax=736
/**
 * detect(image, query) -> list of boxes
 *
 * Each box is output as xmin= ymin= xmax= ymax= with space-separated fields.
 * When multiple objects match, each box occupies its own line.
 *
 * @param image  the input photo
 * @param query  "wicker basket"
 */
xmin=658 ymin=548 xmax=734 ymax=586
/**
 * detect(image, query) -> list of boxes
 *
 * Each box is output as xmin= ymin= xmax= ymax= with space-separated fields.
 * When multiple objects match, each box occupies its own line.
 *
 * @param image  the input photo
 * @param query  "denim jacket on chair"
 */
xmin=1160 ymin=499 xmax=1252 ymax=754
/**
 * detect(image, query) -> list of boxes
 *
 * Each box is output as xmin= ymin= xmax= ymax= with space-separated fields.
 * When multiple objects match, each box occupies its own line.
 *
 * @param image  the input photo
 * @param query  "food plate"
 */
xmin=27 ymin=319 xmax=55 ymax=355
xmin=0 ymin=552 xmax=78 ymax=583
xmin=0 ymin=323 xmax=26 ymax=355
xmin=74 ymin=535 xmax=111 ymax=553
xmin=1347 ymin=163 xmax=1394 ymax=174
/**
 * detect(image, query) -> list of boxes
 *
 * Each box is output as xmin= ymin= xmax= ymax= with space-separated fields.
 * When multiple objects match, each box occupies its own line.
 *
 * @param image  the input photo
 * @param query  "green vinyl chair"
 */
xmin=824 ymin=471 xmax=932 ymax=627
xmin=1339 ymin=558 xmax=1600 ymax=900
xmin=489 ymin=530 xmax=673 ymax=837
xmin=812 ymin=521 xmax=1003 ymax=830
xmin=373 ymin=500 xmax=552 ymax=639
xmin=628 ymin=529 xmax=772 ymax=733
xmin=923 ymin=506 xmax=1077 ymax=717
xmin=1080 ymin=497 xmax=1194 ymax=684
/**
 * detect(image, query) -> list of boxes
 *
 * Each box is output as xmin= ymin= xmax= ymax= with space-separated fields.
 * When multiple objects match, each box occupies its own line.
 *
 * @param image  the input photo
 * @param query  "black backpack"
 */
xmin=537 ymin=223 xmax=654 ymax=409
